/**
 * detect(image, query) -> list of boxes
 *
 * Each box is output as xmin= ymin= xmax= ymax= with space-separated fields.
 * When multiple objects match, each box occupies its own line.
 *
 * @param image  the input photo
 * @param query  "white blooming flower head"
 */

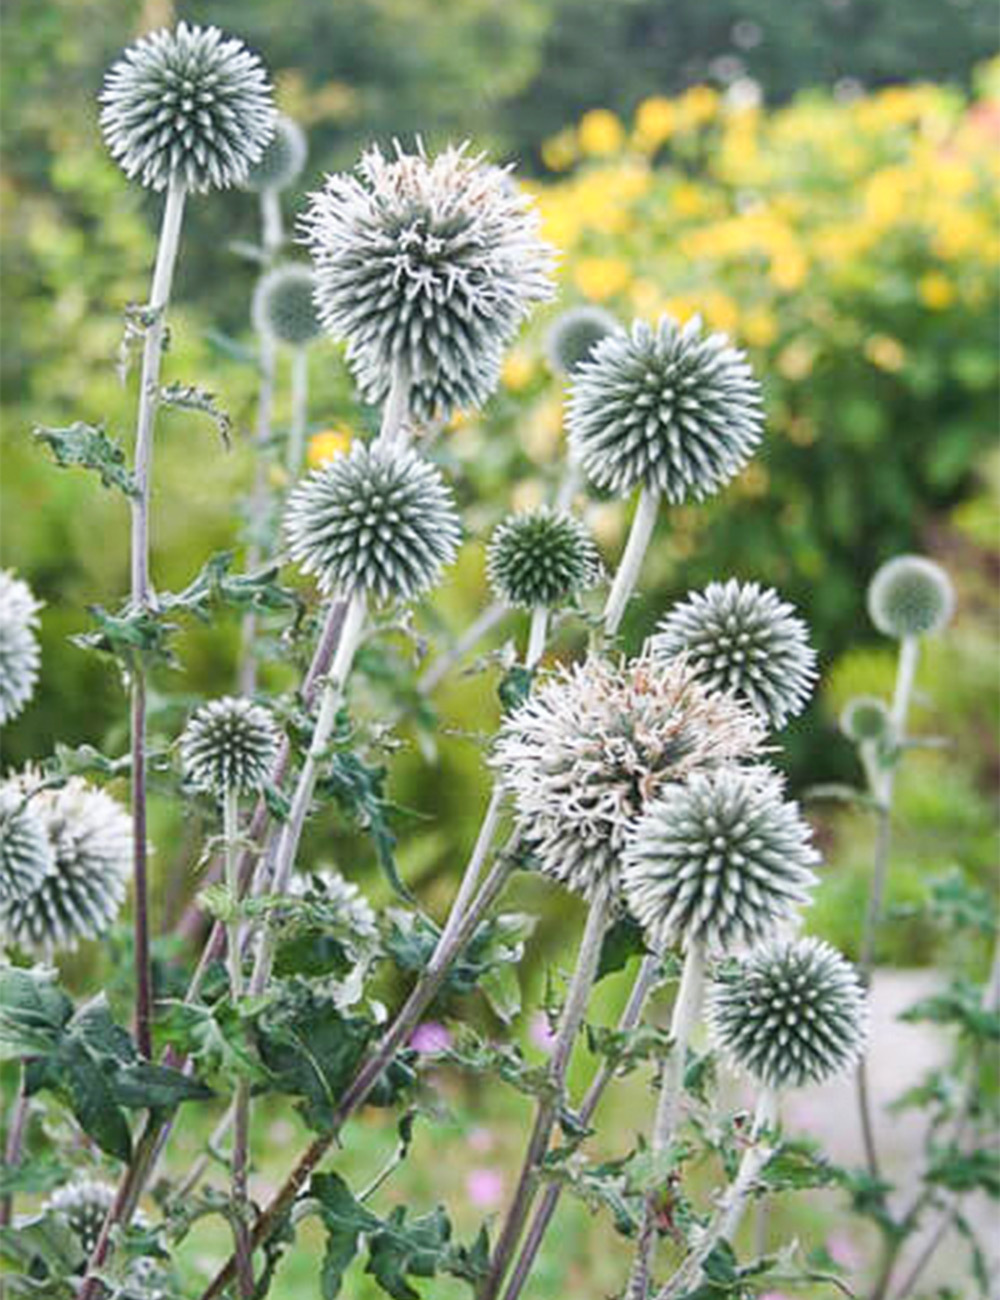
xmin=0 ymin=783 xmax=55 ymax=908
xmin=252 ymin=265 xmax=322 ymax=347
xmin=650 ymin=580 xmax=817 ymax=730
xmin=285 ymin=441 xmax=462 ymax=602
xmin=545 ymin=305 xmax=620 ymax=376
xmin=0 ymin=570 xmax=42 ymax=726
xmin=100 ymin=22 xmax=276 ymax=193
xmin=839 ymin=695 xmax=892 ymax=745
xmin=622 ymin=766 xmax=819 ymax=953
xmin=287 ymin=867 xmax=378 ymax=946
xmin=493 ymin=654 xmax=766 ymax=901
xmin=708 ymin=937 xmax=868 ymax=1090
xmin=867 ymin=554 xmax=955 ymax=640
xmin=300 ymin=142 xmax=555 ymax=423
xmin=0 ymin=776 xmax=131 ymax=955
xmin=567 ymin=314 xmax=763 ymax=502
xmin=486 ymin=508 xmax=603 ymax=610
xmin=180 ymin=697 xmax=281 ymax=797
xmin=242 ymin=113 xmax=307 ymax=192
xmin=44 ymin=1179 xmax=117 ymax=1260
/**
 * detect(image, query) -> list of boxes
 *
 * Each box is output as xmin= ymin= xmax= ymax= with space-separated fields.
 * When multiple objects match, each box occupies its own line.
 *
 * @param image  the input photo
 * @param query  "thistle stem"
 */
xmin=237 ymin=326 xmax=277 ymax=696
xmin=526 ymin=605 xmax=548 ymax=669
xmin=130 ymin=176 xmax=186 ymax=1060
xmin=0 ymin=1071 xmax=29 ymax=1229
xmin=261 ymin=188 xmax=283 ymax=255
xmin=286 ymin=346 xmax=309 ymax=477
xmin=478 ymin=884 xmax=612 ymax=1300
xmin=627 ymin=940 xmax=706 ymax=1300
xmin=602 ymin=486 xmax=660 ymax=639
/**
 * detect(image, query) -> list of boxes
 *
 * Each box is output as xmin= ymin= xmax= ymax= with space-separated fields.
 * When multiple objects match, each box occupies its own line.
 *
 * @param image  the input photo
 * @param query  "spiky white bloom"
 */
xmin=567 ymin=314 xmax=763 ymax=502
xmin=493 ymin=655 xmax=766 ymax=900
xmin=708 ymin=937 xmax=868 ymax=1090
xmin=650 ymin=580 xmax=817 ymax=730
xmin=301 ymin=142 xmax=555 ymax=422
xmin=252 ymin=265 xmax=322 ymax=347
xmin=545 ymin=305 xmax=620 ymax=375
xmin=0 ymin=570 xmax=42 ymax=726
xmin=288 ymin=867 xmax=379 ymax=945
xmin=285 ymin=441 xmax=462 ymax=601
xmin=839 ymin=696 xmax=892 ymax=744
xmin=0 ymin=784 xmax=55 ymax=907
xmin=242 ymin=113 xmax=307 ymax=192
xmin=622 ymin=766 xmax=819 ymax=953
xmin=44 ymin=1179 xmax=117 ymax=1260
xmin=100 ymin=23 xmax=275 ymax=193
xmin=867 ymin=554 xmax=955 ymax=640
xmin=180 ymin=697 xmax=281 ymax=796
xmin=0 ymin=777 xmax=130 ymax=955
xmin=486 ymin=508 xmax=602 ymax=609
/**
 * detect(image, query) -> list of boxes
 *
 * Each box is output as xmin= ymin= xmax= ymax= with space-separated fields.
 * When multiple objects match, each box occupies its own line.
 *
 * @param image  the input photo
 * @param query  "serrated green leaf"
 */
xmin=33 ymin=421 xmax=139 ymax=497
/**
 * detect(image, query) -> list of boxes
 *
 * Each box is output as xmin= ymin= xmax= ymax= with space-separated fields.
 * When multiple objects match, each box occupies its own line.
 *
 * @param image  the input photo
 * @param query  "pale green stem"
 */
xmin=223 ymin=787 xmax=253 ymax=1298
xmin=238 ymin=325 xmax=277 ymax=695
xmin=261 ymin=188 xmax=283 ymax=256
xmin=286 ymin=346 xmax=309 ymax=477
xmin=526 ymin=605 xmax=548 ymax=669
xmin=602 ymin=486 xmax=660 ymax=638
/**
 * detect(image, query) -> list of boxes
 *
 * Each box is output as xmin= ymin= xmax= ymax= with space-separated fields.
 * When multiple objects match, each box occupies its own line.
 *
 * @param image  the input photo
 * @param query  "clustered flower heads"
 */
xmin=486 ymin=508 xmax=602 ymax=610
xmin=0 ymin=777 xmax=131 ymax=955
xmin=867 ymin=554 xmax=955 ymax=640
xmin=285 ymin=441 xmax=462 ymax=601
xmin=100 ymin=22 xmax=275 ymax=193
xmin=567 ymin=314 xmax=763 ymax=502
xmin=180 ymin=697 xmax=281 ymax=796
xmin=242 ymin=112 xmax=307 ymax=192
xmin=840 ymin=695 xmax=892 ymax=744
xmin=708 ymin=937 xmax=868 ymax=1090
xmin=651 ymin=580 xmax=817 ymax=729
xmin=622 ymin=766 xmax=819 ymax=953
xmin=545 ymin=305 xmax=620 ymax=375
xmin=301 ymin=142 xmax=555 ymax=422
xmin=0 ymin=785 xmax=55 ymax=907
xmin=494 ymin=655 xmax=765 ymax=900
xmin=252 ymin=264 xmax=322 ymax=347
xmin=0 ymin=569 xmax=42 ymax=726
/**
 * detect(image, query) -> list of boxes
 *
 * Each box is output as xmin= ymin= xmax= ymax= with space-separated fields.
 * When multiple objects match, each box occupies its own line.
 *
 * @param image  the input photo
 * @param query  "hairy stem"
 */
xmin=0 ymin=1072 xmax=29 ymax=1229
xmin=525 ymin=605 xmax=548 ymax=669
xmin=602 ymin=486 xmax=660 ymax=639
xmin=478 ymin=885 xmax=612 ymax=1300
xmin=261 ymin=188 xmax=283 ymax=255
xmin=286 ymin=346 xmax=309 ymax=477
xmin=237 ymin=326 xmax=277 ymax=696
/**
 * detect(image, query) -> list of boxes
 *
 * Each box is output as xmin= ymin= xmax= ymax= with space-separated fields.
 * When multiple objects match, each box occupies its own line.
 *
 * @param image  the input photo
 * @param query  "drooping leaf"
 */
xmin=159 ymin=381 xmax=232 ymax=448
xmin=596 ymin=913 xmax=648 ymax=982
xmin=320 ymin=753 xmax=410 ymax=901
xmin=33 ymin=421 xmax=139 ymax=497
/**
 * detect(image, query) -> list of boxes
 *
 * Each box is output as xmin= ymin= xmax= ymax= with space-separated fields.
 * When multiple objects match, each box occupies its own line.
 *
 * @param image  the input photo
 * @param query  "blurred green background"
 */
xmin=1 ymin=1 xmax=998 ymax=1295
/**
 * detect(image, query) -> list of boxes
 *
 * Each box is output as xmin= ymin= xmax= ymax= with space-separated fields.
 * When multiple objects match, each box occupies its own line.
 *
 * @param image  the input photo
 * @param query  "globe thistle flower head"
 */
xmin=301 ymin=142 xmax=555 ymax=422
xmin=650 ymin=580 xmax=817 ymax=729
xmin=545 ymin=305 xmax=620 ymax=375
xmin=285 ymin=441 xmax=462 ymax=602
xmin=867 ymin=555 xmax=955 ymax=640
xmin=0 ymin=777 xmax=131 ymax=956
xmin=708 ymin=937 xmax=868 ymax=1090
xmin=486 ymin=508 xmax=602 ymax=609
xmin=622 ymin=766 xmax=819 ymax=954
xmin=567 ymin=314 xmax=763 ymax=502
xmin=493 ymin=654 xmax=766 ymax=900
xmin=100 ymin=23 xmax=275 ymax=193
xmin=0 ymin=784 xmax=55 ymax=908
xmin=289 ymin=867 xmax=379 ymax=945
xmin=0 ymin=570 xmax=42 ymax=725
xmin=44 ymin=1179 xmax=117 ymax=1260
xmin=180 ymin=697 xmax=280 ymax=797
xmin=252 ymin=265 xmax=322 ymax=347
xmin=242 ymin=113 xmax=307 ymax=192
xmin=839 ymin=696 xmax=892 ymax=745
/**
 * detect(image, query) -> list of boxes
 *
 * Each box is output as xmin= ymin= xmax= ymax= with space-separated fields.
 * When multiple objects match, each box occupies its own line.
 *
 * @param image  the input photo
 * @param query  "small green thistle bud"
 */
xmin=180 ymin=697 xmax=281 ymax=797
xmin=0 ymin=784 xmax=55 ymax=908
xmin=545 ymin=305 xmax=619 ymax=375
xmin=839 ymin=696 xmax=892 ymax=744
xmin=242 ymin=113 xmax=307 ymax=192
xmin=486 ymin=508 xmax=602 ymax=610
xmin=252 ymin=264 xmax=322 ymax=347
xmin=867 ymin=554 xmax=955 ymax=640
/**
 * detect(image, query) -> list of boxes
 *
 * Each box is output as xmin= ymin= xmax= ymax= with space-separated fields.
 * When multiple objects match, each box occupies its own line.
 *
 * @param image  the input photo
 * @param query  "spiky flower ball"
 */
xmin=487 ymin=508 xmax=602 ymax=610
xmin=301 ymin=142 xmax=554 ymax=422
xmin=242 ymin=113 xmax=307 ymax=192
xmin=650 ymin=580 xmax=817 ymax=729
xmin=0 ymin=570 xmax=42 ymax=726
xmin=0 ymin=777 xmax=131 ymax=955
xmin=252 ymin=265 xmax=322 ymax=347
xmin=840 ymin=696 xmax=892 ymax=745
xmin=622 ymin=767 xmax=819 ymax=953
xmin=708 ymin=937 xmax=868 ymax=1090
xmin=493 ymin=655 xmax=765 ymax=900
xmin=100 ymin=23 xmax=275 ymax=193
xmin=545 ymin=305 xmax=619 ymax=375
xmin=0 ymin=784 xmax=54 ymax=908
xmin=44 ymin=1179 xmax=116 ymax=1260
xmin=180 ymin=697 xmax=280 ymax=797
xmin=285 ymin=442 xmax=462 ymax=601
xmin=867 ymin=555 xmax=955 ymax=640
xmin=567 ymin=314 xmax=763 ymax=502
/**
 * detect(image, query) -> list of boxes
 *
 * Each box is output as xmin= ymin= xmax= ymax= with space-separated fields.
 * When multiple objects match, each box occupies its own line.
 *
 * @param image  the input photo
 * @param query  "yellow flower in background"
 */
xmin=634 ymin=96 xmax=675 ymax=149
xmin=742 ymin=307 xmax=779 ymax=348
xmin=865 ymin=335 xmax=907 ymax=372
xmin=522 ymin=395 xmax=563 ymax=463
xmin=578 ymin=109 xmax=625 ymax=156
xmin=511 ymin=478 xmax=546 ymax=512
xmin=677 ymin=85 xmax=720 ymax=129
xmin=573 ymin=256 xmax=630 ymax=301
xmin=671 ymin=180 xmax=712 ymax=217
xmin=777 ymin=340 xmax=816 ymax=381
xmin=502 ymin=351 xmax=535 ymax=393
xmin=541 ymin=128 xmax=577 ymax=172
xmin=769 ymin=245 xmax=808 ymax=291
xmin=918 ymin=272 xmax=956 ymax=309
xmin=631 ymin=278 xmax=667 ymax=318
xmin=864 ymin=168 xmax=909 ymax=227
xmin=737 ymin=462 xmax=770 ymax=498
xmin=307 ymin=428 xmax=352 ymax=467
xmin=662 ymin=293 xmax=702 ymax=324
xmin=702 ymin=289 xmax=739 ymax=335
